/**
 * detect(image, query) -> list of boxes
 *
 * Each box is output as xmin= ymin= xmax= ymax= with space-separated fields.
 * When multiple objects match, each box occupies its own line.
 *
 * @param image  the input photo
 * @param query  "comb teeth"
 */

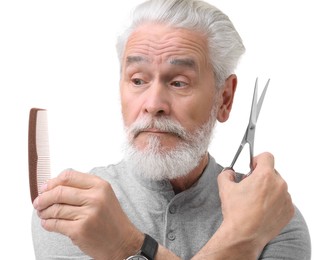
xmin=28 ymin=108 xmax=51 ymax=203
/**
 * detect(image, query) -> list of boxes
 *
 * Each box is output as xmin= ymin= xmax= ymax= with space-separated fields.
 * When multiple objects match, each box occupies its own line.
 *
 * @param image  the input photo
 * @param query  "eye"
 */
xmin=171 ymin=81 xmax=187 ymax=88
xmin=132 ymin=78 xmax=145 ymax=86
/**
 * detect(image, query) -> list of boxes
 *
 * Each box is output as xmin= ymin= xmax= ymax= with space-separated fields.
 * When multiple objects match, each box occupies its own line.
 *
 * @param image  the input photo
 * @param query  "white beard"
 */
xmin=123 ymin=107 xmax=218 ymax=181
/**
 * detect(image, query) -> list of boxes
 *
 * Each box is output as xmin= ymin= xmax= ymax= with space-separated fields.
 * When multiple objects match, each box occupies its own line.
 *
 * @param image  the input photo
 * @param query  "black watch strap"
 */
xmin=140 ymin=234 xmax=158 ymax=260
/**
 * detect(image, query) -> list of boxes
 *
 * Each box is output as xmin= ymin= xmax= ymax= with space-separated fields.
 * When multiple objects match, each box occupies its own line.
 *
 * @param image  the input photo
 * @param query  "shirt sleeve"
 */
xmin=259 ymin=205 xmax=311 ymax=260
xmin=31 ymin=210 xmax=90 ymax=259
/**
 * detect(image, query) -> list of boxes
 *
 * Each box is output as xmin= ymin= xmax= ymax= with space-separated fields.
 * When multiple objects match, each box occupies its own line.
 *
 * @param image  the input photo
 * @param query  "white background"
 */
xmin=1 ymin=0 xmax=326 ymax=259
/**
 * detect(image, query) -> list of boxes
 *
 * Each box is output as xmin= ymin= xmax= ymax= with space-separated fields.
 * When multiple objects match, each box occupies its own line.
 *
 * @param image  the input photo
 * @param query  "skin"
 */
xmin=120 ymin=23 xmax=235 ymax=192
xmin=33 ymin=23 xmax=294 ymax=260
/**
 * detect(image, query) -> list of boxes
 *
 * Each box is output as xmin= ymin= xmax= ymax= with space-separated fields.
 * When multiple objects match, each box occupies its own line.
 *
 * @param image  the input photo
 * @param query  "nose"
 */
xmin=143 ymin=80 xmax=170 ymax=116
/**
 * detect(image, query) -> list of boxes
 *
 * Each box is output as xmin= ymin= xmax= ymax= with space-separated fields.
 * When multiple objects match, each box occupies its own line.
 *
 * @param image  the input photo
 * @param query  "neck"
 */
xmin=169 ymin=152 xmax=209 ymax=194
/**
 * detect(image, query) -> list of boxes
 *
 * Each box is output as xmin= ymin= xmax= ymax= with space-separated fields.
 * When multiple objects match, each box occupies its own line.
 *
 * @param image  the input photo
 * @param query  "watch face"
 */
xmin=126 ymin=255 xmax=148 ymax=260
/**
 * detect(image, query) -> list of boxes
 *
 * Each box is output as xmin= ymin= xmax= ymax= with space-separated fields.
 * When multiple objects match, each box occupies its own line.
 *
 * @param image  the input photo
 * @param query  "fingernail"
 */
xmin=230 ymin=171 xmax=237 ymax=181
xmin=41 ymin=219 xmax=46 ymax=228
xmin=33 ymin=197 xmax=39 ymax=209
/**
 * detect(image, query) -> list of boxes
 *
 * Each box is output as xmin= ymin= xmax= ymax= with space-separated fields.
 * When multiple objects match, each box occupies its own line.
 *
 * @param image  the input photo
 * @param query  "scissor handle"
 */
xmin=223 ymin=78 xmax=270 ymax=177
xmin=224 ymin=140 xmax=254 ymax=174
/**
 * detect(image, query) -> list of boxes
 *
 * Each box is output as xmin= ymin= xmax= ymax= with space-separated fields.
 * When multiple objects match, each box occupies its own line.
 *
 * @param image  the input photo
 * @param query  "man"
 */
xmin=32 ymin=0 xmax=311 ymax=259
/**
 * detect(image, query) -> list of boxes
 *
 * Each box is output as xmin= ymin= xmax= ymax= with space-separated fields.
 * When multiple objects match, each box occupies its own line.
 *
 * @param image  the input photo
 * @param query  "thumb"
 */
xmin=217 ymin=168 xmax=237 ymax=202
xmin=218 ymin=168 xmax=237 ymax=186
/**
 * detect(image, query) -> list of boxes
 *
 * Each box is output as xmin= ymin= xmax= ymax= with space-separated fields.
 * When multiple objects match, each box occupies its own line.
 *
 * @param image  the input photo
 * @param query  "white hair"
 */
xmin=123 ymin=98 xmax=218 ymax=181
xmin=116 ymin=0 xmax=245 ymax=88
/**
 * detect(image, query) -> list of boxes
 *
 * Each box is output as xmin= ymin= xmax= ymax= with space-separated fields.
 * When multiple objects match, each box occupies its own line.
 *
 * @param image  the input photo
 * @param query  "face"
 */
xmin=120 ymin=23 xmax=219 ymax=151
xmin=119 ymin=23 xmax=237 ymax=180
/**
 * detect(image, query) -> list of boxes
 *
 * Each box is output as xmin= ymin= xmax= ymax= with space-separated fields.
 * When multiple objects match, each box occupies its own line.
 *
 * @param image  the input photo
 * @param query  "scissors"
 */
xmin=225 ymin=77 xmax=270 ymax=175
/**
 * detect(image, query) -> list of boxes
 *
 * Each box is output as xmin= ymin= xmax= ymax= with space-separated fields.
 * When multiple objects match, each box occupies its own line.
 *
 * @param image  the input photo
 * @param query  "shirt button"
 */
xmin=169 ymin=205 xmax=177 ymax=214
xmin=167 ymin=232 xmax=176 ymax=241
xmin=159 ymin=181 xmax=167 ymax=188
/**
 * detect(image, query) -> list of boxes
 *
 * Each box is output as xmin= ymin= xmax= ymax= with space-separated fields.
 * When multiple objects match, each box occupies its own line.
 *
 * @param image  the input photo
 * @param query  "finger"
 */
xmin=252 ymin=152 xmax=275 ymax=168
xmin=41 ymin=218 xmax=76 ymax=236
xmin=34 ymin=186 xmax=87 ymax=211
xmin=217 ymin=168 xmax=236 ymax=192
xmin=43 ymin=170 xmax=99 ymax=192
xmin=218 ymin=168 xmax=237 ymax=186
xmin=38 ymin=203 xmax=82 ymax=220
xmin=251 ymin=152 xmax=275 ymax=175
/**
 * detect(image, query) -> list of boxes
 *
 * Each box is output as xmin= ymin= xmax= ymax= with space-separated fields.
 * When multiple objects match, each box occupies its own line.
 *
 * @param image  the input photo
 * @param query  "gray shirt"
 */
xmin=32 ymin=155 xmax=311 ymax=259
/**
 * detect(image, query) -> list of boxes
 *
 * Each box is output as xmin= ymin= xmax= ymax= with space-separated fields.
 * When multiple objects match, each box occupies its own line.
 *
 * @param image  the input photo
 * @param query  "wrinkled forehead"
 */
xmin=122 ymin=23 xmax=211 ymax=70
xmin=125 ymin=55 xmax=200 ymax=74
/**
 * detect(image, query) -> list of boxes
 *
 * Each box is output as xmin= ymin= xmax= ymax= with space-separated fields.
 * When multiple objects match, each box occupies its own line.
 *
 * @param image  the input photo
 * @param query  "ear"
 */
xmin=217 ymin=74 xmax=237 ymax=122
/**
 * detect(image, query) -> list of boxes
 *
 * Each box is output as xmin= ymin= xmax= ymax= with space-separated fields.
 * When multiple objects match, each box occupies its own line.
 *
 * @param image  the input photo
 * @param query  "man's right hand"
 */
xmin=193 ymin=152 xmax=294 ymax=260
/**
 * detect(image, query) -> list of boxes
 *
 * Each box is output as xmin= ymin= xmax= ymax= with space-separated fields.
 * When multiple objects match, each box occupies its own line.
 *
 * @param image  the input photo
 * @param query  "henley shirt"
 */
xmin=32 ymin=154 xmax=311 ymax=259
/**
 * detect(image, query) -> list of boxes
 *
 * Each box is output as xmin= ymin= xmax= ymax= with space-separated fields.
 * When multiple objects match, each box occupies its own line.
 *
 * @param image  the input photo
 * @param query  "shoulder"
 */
xmin=89 ymin=160 xmax=127 ymax=182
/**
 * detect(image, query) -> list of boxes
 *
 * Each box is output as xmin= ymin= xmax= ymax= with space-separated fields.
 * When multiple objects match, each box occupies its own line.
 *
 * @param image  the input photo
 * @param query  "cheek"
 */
xmin=171 ymin=102 xmax=210 ymax=134
xmin=186 ymin=95 xmax=216 ymax=126
xmin=120 ymin=90 xmax=141 ymax=127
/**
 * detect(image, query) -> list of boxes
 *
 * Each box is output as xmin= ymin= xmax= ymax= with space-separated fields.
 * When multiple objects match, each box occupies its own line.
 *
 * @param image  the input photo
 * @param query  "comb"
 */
xmin=28 ymin=108 xmax=51 ymax=203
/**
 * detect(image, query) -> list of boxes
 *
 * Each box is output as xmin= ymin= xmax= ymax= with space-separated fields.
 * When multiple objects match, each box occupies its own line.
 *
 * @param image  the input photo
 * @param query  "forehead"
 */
xmin=123 ymin=23 xmax=210 ymax=69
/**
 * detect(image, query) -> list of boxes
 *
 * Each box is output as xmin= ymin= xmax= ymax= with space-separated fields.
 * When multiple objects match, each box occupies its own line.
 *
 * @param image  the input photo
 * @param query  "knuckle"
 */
xmin=53 ymin=218 xmax=59 ymax=230
xmin=281 ymin=179 xmax=289 ymax=191
xmin=102 ymin=179 xmax=112 ymax=190
xmin=257 ymin=152 xmax=275 ymax=167
xmin=54 ymin=185 xmax=65 ymax=202
xmin=53 ymin=204 xmax=62 ymax=218
xmin=59 ymin=170 xmax=74 ymax=184
xmin=89 ymin=180 xmax=113 ymax=206
xmin=276 ymin=177 xmax=289 ymax=195
xmin=96 ymin=177 xmax=112 ymax=194
xmin=262 ymin=151 xmax=274 ymax=161
xmin=257 ymin=165 xmax=272 ymax=181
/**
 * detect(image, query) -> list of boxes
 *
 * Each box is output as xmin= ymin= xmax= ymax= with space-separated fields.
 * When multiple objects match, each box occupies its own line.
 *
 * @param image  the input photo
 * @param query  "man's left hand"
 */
xmin=33 ymin=170 xmax=143 ymax=260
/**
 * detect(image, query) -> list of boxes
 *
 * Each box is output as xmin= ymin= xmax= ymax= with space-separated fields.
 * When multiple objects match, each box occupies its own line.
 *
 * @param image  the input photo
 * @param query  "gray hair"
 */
xmin=116 ymin=0 xmax=245 ymax=89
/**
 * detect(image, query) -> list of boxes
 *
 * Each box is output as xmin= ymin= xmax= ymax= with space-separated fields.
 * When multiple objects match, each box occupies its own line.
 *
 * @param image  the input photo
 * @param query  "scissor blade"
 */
xmin=249 ymin=78 xmax=258 ymax=126
xmin=256 ymin=78 xmax=270 ymax=120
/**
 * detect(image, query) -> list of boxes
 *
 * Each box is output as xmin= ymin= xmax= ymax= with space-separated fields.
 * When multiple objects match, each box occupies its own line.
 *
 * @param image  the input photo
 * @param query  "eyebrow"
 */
xmin=169 ymin=58 xmax=198 ymax=71
xmin=125 ymin=56 xmax=198 ymax=71
xmin=126 ymin=56 xmax=149 ymax=65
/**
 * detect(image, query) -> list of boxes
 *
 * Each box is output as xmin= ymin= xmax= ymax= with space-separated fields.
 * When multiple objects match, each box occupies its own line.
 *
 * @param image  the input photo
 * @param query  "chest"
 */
xmin=117 ymin=184 xmax=223 ymax=260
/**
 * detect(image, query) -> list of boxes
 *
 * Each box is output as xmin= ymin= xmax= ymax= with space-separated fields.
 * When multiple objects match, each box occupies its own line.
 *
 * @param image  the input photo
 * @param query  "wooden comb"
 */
xmin=28 ymin=108 xmax=51 ymax=203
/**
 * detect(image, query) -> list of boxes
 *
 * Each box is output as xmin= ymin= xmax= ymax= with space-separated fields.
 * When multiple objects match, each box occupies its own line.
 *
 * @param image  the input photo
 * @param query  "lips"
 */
xmin=143 ymin=128 xmax=167 ymax=134
xmin=127 ymin=116 xmax=188 ymax=141
xmin=136 ymin=128 xmax=181 ymax=138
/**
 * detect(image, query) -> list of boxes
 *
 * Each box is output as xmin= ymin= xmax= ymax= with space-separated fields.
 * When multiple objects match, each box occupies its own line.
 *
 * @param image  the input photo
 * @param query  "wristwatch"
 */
xmin=125 ymin=234 xmax=158 ymax=260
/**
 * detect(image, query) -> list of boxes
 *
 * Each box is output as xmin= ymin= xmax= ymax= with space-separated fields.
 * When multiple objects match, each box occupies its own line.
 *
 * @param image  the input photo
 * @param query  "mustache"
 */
xmin=126 ymin=116 xmax=189 ymax=140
